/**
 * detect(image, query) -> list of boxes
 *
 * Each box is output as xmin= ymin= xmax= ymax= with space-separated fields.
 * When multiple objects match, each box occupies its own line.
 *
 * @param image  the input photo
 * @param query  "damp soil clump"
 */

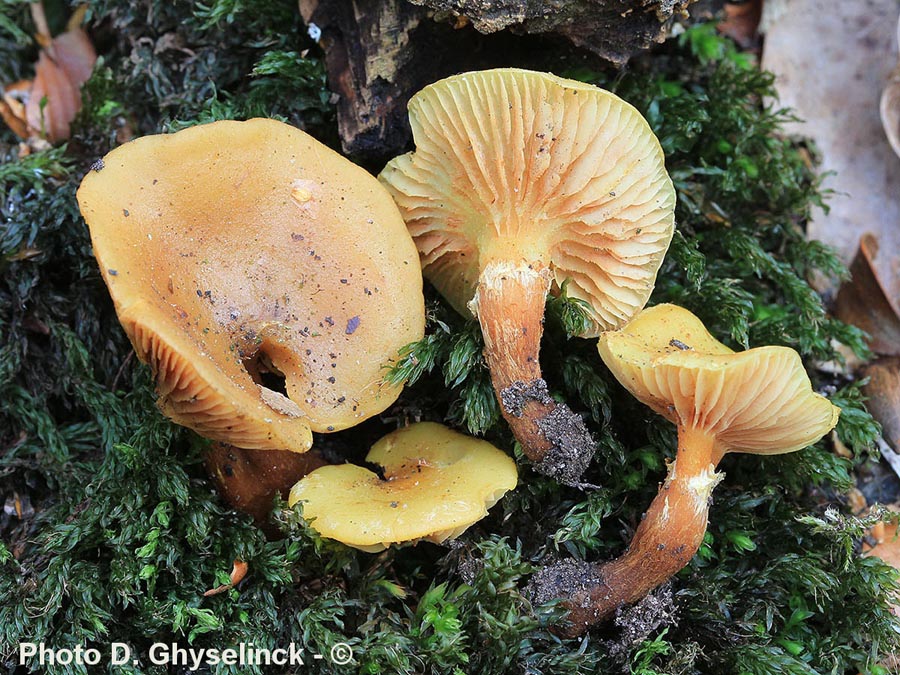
xmin=501 ymin=378 xmax=595 ymax=484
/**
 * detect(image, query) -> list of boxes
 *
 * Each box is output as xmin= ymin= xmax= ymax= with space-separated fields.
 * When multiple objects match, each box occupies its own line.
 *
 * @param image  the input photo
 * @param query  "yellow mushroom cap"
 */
xmin=288 ymin=422 xmax=518 ymax=552
xmin=379 ymin=68 xmax=676 ymax=336
xmin=77 ymin=119 xmax=425 ymax=452
xmin=597 ymin=304 xmax=840 ymax=455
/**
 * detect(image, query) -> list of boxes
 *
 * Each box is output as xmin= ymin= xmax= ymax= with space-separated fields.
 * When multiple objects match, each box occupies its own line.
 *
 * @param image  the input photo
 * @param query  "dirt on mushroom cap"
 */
xmin=77 ymin=118 xmax=425 ymax=450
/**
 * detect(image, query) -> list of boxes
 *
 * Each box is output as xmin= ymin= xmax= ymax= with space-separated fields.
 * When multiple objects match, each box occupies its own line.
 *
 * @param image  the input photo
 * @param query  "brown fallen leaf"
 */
xmin=863 ymin=519 xmax=900 ymax=597
xmin=203 ymin=559 xmax=249 ymax=597
xmin=6 ymin=247 xmax=42 ymax=262
xmin=761 ymin=0 xmax=900 ymax=284
xmin=834 ymin=233 xmax=900 ymax=356
xmin=0 ymin=2 xmax=96 ymax=143
xmin=717 ymin=0 xmax=762 ymax=50
xmin=24 ymin=28 xmax=96 ymax=143
xmin=862 ymin=357 xmax=900 ymax=451
xmin=847 ymin=486 xmax=868 ymax=515
xmin=861 ymin=517 xmax=900 ymax=671
xmin=0 ymin=81 xmax=31 ymax=138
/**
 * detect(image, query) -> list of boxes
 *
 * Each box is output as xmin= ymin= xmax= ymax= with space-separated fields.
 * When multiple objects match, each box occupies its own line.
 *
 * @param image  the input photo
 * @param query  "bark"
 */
xmin=300 ymin=0 xmax=428 ymax=161
xmin=406 ymin=0 xmax=699 ymax=65
xmin=299 ymin=0 xmax=706 ymax=162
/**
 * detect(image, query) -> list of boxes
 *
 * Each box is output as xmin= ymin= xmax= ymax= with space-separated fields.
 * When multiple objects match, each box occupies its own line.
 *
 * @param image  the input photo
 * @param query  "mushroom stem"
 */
xmin=204 ymin=442 xmax=327 ymax=530
xmin=471 ymin=260 xmax=548 ymax=392
xmin=535 ymin=425 xmax=723 ymax=636
xmin=470 ymin=260 xmax=594 ymax=482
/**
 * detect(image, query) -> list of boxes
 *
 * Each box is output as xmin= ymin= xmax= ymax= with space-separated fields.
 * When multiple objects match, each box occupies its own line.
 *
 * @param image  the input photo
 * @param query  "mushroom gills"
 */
xmin=379 ymin=69 xmax=676 ymax=482
xmin=77 ymin=118 xmax=426 ymax=454
xmin=532 ymin=303 xmax=840 ymax=636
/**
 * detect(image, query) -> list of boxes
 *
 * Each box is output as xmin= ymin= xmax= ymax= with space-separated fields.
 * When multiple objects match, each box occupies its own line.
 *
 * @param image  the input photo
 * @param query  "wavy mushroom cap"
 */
xmin=78 ymin=119 xmax=425 ymax=452
xmin=379 ymin=68 xmax=676 ymax=336
xmin=288 ymin=422 xmax=518 ymax=552
xmin=597 ymin=304 xmax=840 ymax=455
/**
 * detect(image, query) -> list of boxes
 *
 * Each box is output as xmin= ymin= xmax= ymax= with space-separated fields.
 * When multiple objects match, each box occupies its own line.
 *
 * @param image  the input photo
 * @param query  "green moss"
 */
xmin=1 ymin=11 xmax=896 ymax=675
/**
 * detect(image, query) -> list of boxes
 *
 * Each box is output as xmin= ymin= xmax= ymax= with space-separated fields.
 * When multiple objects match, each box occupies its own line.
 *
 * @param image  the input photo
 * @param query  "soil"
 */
xmin=529 ymin=557 xmax=602 ymax=610
xmin=608 ymin=585 xmax=677 ymax=662
xmin=500 ymin=378 xmax=596 ymax=484
xmin=534 ymin=404 xmax=595 ymax=485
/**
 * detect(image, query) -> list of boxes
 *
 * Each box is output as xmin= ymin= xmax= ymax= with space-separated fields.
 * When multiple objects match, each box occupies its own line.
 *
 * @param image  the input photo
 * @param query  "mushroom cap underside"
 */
xmin=598 ymin=304 xmax=840 ymax=455
xmin=288 ymin=422 xmax=518 ymax=551
xmin=379 ymin=68 xmax=676 ymax=337
xmin=77 ymin=118 xmax=425 ymax=450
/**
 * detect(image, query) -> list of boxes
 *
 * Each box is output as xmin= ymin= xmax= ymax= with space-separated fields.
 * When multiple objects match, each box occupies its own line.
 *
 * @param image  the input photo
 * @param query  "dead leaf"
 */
xmin=1 ymin=7 xmax=97 ymax=144
xmin=860 ymin=517 xmax=900 ymax=670
xmin=25 ymin=28 xmax=96 ymax=142
xmin=864 ymin=520 xmax=900 ymax=564
xmin=832 ymin=430 xmax=853 ymax=459
xmin=862 ymin=357 xmax=900 ymax=451
xmin=881 ymin=15 xmax=900 ymax=158
xmin=0 ymin=81 xmax=31 ymax=138
xmin=834 ymin=233 xmax=900 ymax=356
xmin=760 ymin=0 xmax=900 ymax=290
xmin=717 ymin=0 xmax=762 ymax=49
xmin=847 ymin=486 xmax=868 ymax=514
xmin=203 ymin=560 xmax=249 ymax=597
xmin=7 ymin=247 xmax=43 ymax=262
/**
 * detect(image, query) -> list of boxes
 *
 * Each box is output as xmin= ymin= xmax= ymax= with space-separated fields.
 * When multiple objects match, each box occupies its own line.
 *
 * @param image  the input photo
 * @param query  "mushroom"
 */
xmin=77 ymin=118 xmax=425 ymax=453
xmin=288 ymin=421 xmax=517 ymax=552
xmin=204 ymin=443 xmax=328 ymax=527
xmin=532 ymin=303 xmax=840 ymax=635
xmin=379 ymin=68 xmax=675 ymax=482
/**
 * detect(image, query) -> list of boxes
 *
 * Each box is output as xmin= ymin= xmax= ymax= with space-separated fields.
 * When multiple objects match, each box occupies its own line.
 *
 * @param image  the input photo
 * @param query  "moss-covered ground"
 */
xmin=1 ymin=2 xmax=899 ymax=673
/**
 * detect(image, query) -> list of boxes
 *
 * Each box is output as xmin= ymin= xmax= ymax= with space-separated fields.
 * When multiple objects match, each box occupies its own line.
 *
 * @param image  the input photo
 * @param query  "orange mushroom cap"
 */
xmin=534 ymin=304 xmax=841 ymax=636
xmin=78 ymin=119 xmax=425 ymax=452
xmin=597 ymin=303 xmax=840 ymax=455
xmin=378 ymin=69 xmax=673 ymax=480
xmin=379 ymin=68 xmax=675 ymax=337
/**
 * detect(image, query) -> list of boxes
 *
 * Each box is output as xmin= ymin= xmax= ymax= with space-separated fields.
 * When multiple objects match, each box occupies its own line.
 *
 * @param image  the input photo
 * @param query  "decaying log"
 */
xmin=299 ymin=0 xmax=432 ymax=161
xmin=299 ymin=0 xmax=702 ymax=161
xmin=407 ymin=0 xmax=697 ymax=65
xmin=300 ymin=0 xmax=528 ymax=162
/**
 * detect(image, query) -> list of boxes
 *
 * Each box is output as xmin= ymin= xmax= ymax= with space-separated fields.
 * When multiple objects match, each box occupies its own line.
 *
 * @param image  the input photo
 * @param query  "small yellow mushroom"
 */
xmin=533 ymin=304 xmax=840 ymax=635
xmin=289 ymin=422 xmax=517 ymax=552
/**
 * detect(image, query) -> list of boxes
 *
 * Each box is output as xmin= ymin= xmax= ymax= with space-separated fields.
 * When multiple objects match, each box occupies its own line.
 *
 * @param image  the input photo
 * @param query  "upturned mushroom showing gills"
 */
xmin=379 ymin=69 xmax=675 ymax=482
xmin=288 ymin=422 xmax=517 ymax=552
xmin=77 ymin=119 xmax=425 ymax=453
xmin=532 ymin=303 xmax=840 ymax=635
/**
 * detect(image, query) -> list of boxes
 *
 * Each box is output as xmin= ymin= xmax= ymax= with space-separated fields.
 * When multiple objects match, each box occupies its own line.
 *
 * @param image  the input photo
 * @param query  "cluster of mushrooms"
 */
xmin=77 ymin=69 xmax=840 ymax=635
